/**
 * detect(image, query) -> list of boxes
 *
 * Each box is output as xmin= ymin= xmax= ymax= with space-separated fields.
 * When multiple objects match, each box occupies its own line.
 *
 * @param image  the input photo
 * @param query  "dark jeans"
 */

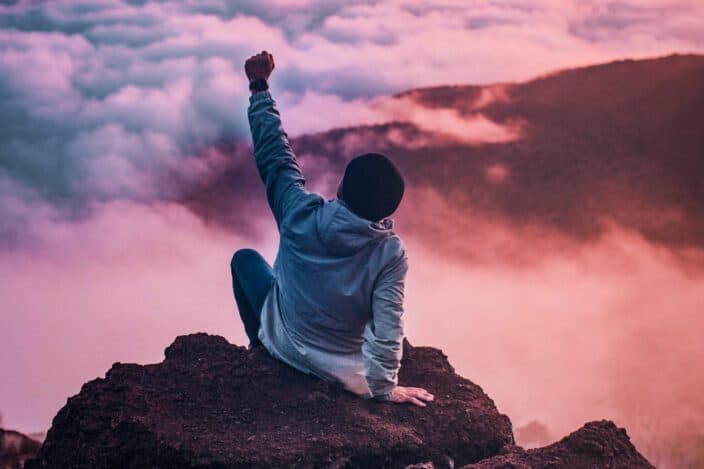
xmin=230 ymin=248 xmax=275 ymax=348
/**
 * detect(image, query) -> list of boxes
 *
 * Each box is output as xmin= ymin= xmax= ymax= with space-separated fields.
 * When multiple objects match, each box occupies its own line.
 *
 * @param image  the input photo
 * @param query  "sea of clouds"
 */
xmin=2 ymin=0 xmax=704 ymax=242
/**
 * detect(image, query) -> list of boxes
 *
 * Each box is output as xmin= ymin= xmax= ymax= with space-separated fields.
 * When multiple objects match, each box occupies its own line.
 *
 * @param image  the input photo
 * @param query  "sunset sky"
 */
xmin=1 ymin=1 xmax=704 ymax=466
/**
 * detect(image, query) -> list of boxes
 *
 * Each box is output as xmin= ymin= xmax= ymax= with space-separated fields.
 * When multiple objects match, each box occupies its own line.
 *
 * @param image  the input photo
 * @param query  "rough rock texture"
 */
xmin=27 ymin=333 xmax=514 ymax=468
xmin=25 ymin=333 xmax=655 ymax=468
xmin=462 ymin=420 xmax=654 ymax=469
xmin=1 ymin=428 xmax=42 ymax=469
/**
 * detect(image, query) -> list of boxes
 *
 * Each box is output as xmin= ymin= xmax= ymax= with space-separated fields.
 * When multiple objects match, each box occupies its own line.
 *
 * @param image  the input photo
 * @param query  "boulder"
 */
xmin=27 ymin=333 xmax=514 ymax=468
xmin=462 ymin=420 xmax=654 ymax=469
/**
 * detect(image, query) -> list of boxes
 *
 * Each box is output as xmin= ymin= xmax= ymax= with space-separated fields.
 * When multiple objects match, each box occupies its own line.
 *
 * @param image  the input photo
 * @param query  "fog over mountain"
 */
xmin=180 ymin=54 xmax=704 ymax=258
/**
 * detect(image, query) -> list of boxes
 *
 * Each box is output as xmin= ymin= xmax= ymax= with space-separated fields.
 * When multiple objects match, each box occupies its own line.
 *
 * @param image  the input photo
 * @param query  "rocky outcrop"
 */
xmin=27 ymin=333 xmax=514 ymax=468
xmin=1 ymin=428 xmax=42 ymax=469
xmin=462 ymin=420 xmax=654 ymax=469
xmin=26 ymin=333 xmax=654 ymax=468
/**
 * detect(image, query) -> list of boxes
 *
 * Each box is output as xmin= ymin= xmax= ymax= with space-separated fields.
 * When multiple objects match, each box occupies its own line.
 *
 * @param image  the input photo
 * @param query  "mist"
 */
xmin=400 ymin=207 xmax=704 ymax=468
xmin=2 ymin=183 xmax=703 ymax=467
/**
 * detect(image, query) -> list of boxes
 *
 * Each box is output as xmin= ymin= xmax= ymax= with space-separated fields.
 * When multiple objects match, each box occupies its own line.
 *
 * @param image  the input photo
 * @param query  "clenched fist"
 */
xmin=245 ymin=50 xmax=275 ymax=82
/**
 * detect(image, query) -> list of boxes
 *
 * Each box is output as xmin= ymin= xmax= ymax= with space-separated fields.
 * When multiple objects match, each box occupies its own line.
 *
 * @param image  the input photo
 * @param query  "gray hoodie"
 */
xmin=247 ymin=89 xmax=408 ymax=398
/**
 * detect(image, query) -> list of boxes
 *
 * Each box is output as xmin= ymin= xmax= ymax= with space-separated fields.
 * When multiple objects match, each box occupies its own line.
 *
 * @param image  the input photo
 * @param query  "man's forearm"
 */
xmin=244 ymin=51 xmax=309 ymax=225
xmin=247 ymin=85 xmax=308 ymax=227
xmin=363 ymin=251 xmax=408 ymax=397
xmin=363 ymin=335 xmax=403 ymax=397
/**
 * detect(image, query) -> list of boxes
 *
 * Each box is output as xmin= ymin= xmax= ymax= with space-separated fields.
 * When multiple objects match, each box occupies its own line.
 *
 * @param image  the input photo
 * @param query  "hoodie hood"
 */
xmin=316 ymin=199 xmax=394 ymax=257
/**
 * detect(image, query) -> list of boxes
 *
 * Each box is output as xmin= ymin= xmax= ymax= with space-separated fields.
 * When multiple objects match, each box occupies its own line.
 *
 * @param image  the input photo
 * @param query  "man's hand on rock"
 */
xmin=245 ymin=50 xmax=275 ymax=82
xmin=388 ymin=386 xmax=435 ymax=407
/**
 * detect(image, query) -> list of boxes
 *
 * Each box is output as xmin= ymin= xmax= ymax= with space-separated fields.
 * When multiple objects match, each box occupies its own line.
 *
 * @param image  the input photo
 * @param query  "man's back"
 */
xmin=277 ymin=194 xmax=405 ymax=351
xmin=258 ymin=190 xmax=408 ymax=396
xmin=241 ymin=51 xmax=432 ymax=406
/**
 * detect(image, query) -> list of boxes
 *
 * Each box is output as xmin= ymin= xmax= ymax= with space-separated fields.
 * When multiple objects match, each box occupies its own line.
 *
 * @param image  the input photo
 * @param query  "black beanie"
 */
xmin=340 ymin=152 xmax=405 ymax=222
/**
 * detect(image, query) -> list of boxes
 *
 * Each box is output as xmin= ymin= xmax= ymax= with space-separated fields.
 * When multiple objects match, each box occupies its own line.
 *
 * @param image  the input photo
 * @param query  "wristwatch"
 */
xmin=249 ymin=78 xmax=269 ymax=92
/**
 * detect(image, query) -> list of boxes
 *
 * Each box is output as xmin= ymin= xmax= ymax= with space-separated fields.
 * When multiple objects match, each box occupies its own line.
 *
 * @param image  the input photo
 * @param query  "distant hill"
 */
xmin=1 ymin=428 xmax=41 ymax=469
xmin=180 ymin=54 xmax=704 ymax=258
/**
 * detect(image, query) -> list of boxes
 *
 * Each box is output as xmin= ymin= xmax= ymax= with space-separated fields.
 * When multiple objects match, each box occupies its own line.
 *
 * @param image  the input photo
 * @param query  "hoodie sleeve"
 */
xmin=247 ymin=90 xmax=308 ymax=230
xmin=362 ymin=248 xmax=409 ymax=398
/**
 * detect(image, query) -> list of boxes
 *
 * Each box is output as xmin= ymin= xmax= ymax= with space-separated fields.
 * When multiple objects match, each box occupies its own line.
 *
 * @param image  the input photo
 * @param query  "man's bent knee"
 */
xmin=230 ymin=248 xmax=259 ymax=275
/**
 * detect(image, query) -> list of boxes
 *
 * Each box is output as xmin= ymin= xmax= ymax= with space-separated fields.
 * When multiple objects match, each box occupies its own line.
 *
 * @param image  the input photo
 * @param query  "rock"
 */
xmin=1 ymin=428 xmax=42 ymax=469
xmin=27 ymin=333 xmax=514 ymax=468
xmin=462 ymin=420 xmax=654 ymax=469
xmin=25 ymin=334 xmax=655 ymax=468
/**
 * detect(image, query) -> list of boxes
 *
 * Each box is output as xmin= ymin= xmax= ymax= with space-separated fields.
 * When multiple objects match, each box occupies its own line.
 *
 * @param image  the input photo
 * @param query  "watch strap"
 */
xmin=249 ymin=78 xmax=269 ymax=91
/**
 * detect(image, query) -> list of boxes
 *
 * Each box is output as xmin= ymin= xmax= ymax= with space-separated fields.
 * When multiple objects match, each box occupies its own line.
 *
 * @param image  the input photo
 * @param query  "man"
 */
xmin=231 ymin=50 xmax=434 ymax=407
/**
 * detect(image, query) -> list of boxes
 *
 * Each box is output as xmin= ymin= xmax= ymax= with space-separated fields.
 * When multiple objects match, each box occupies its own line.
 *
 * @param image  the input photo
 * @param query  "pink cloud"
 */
xmin=0 ymin=200 xmax=272 ymax=432
xmin=2 ymin=188 xmax=702 ymax=469
xmin=280 ymin=90 xmax=522 ymax=143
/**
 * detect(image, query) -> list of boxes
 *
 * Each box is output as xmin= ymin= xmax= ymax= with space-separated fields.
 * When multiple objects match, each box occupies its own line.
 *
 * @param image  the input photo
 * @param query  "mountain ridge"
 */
xmin=392 ymin=53 xmax=704 ymax=99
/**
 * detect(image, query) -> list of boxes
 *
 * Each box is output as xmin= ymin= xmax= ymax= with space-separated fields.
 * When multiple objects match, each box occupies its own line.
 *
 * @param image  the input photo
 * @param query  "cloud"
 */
xmin=2 ymin=188 xmax=702 ymax=469
xmin=569 ymin=1 xmax=704 ymax=44
xmin=373 ymin=95 xmax=523 ymax=144
xmin=400 ymin=195 xmax=704 ymax=467
xmin=278 ymin=89 xmax=522 ymax=145
xmin=2 ymin=0 xmax=704 ymax=247
xmin=0 ymin=199 xmax=265 ymax=432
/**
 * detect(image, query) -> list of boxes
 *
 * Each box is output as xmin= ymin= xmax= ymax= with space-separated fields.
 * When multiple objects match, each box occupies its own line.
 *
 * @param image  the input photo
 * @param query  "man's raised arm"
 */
xmin=245 ymin=51 xmax=308 ymax=229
